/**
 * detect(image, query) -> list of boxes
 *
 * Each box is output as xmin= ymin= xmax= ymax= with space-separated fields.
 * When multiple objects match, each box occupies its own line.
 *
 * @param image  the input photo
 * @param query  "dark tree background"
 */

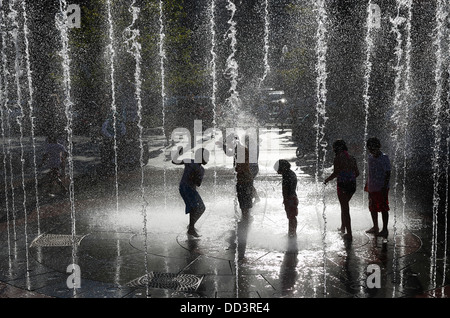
xmin=3 ymin=0 xmax=447 ymax=201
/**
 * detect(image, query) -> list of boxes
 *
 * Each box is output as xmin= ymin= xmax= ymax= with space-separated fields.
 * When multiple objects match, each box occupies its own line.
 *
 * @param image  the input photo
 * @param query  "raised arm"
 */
xmin=171 ymin=146 xmax=185 ymax=165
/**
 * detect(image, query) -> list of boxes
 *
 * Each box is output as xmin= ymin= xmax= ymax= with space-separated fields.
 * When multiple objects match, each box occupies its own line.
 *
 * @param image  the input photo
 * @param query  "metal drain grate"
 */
xmin=127 ymin=272 xmax=204 ymax=292
xmin=30 ymin=234 xmax=88 ymax=247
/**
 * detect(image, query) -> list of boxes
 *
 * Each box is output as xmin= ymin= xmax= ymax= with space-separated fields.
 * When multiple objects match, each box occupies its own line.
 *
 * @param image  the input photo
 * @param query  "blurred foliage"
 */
xmin=43 ymin=0 xmax=315 ymax=133
xmin=65 ymin=0 xmax=207 ymax=129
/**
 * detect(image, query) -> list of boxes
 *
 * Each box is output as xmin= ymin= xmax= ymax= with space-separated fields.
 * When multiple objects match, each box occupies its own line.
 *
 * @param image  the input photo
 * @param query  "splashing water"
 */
xmin=56 ymin=0 xmax=77 ymax=295
xmin=400 ymin=0 xmax=413 ymax=226
xmin=124 ymin=0 xmax=150 ymax=297
xmin=387 ymin=0 xmax=413 ymax=290
xmin=443 ymin=26 xmax=450 ymax=286
xmin=0 ymin=0 xmax=12 ymax=259
xmin=313 ymin=0 xmax=328 ymax=296
xmin=209 ymin=0 xmax=217 ymax=128
xmin=224 ymin=1 xmax=243 ymax=298
xmin=390 ymin=1 xmax=407 ymax=286
xmin=443 ymin=124 xmax=449 ymax=288
xmin=258 ymin=0 xmax=270 ymax=89
xmin=106 ymin=0 xmax=120 ymax=215
xmin=429 ymin=0 xmax=446 ymax=292
xmin=209 ymin=0 xmax=218 ymax=191
xmin=361 ymin=0 xmax=376 ymax=207
xmin=158 ymin=0 xmax=167 ymax=209
xmin=4 ymin=0 xmax=18 ymax=251
xmin=21 ymin=0 xmax=40 ymax=235
xmin=9 ymin=0 xmax=31 ymax=287
xmin=225 ymin=0 xmax=240 ymax=123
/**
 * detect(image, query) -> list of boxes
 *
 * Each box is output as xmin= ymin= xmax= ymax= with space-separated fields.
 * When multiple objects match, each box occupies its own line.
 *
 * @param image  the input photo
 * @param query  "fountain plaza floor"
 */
xmin=0 ymin=128 xmax=449 ymax=310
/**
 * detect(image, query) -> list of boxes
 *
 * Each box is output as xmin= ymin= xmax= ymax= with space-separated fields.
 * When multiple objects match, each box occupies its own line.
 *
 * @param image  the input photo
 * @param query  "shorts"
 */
xmin=236 ymin=182 xmax=253 ymax=210
xmin=179 ymin=184 xmax=205 ymax=215
xmin=284 ymin=196 xmax=299 ymax=219
xmin=368 ymin=190 xmax=389 ymax=213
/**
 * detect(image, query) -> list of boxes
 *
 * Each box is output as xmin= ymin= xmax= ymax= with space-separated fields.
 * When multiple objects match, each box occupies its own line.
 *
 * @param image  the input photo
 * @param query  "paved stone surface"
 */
xmin=0 ymin=129 xmax=448 ymax=304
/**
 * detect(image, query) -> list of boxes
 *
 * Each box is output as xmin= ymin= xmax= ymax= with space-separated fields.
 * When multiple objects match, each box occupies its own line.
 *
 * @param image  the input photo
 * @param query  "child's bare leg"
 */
xmin=241 ymin=209 xmax=250 ymax=222
xmin=188 ymin=206 xmax=204 ymax=237
xmin=378 ymin=211 xmax=389 ymax=238
xmin=366 ymin=211 xmax=379 ymax=234
xmin=288 ymin=217 xmax=297 ymax=238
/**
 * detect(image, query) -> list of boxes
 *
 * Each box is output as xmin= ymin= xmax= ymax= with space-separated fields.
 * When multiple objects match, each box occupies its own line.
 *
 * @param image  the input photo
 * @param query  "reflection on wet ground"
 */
xmin=0 ymin=131 xmax=448 ymax=299
xmin=0 ymin=165 xmax=448 ymax=299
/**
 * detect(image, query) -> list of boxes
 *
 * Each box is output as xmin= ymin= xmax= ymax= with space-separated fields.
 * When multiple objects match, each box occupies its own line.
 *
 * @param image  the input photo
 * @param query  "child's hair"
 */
xmin=367 ymin=137 xmax=381 ymax=149
xmin=274 ymin=159 xmax=291 ymax=173
xmin=332 ymin=139 xmax=348 ymax=153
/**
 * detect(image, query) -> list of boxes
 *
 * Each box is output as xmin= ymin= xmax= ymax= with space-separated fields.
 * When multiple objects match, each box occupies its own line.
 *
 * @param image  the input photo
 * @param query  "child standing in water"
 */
xmin=172 ymin=147 xmax=209 ymax=238
xmin=275 ymin=159 xmax=298 ymax=238
xmin=364 ymin=137 xmax=391 ymax=239
xmin=324 ymin=139 xmax=359 ymax=241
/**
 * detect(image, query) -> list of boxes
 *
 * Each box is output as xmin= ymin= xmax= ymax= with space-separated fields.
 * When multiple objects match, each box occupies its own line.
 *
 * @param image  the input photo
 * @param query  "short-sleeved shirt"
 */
xmin=180 ymin=159 xmax=205 ymax=190
xmin=367 ymin=152 xmax=391 ymax=192
xmin=45 ymin=143 xmax=67 ymax=169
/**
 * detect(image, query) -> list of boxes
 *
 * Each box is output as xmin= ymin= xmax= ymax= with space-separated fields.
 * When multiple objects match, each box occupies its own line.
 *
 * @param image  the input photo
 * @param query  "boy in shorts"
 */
xmin=275 ymin=159 xmax=298 ymax=238
xmin=364 ymin=137 xmax=391 ymax=238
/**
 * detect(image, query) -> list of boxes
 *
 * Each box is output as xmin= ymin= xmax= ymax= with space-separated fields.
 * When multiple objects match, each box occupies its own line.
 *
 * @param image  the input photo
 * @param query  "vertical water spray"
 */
xmin=400 ymin=0 xmax=413 ymax=226
xmin=158 ymin=0 xmax=167 ymax=209
xmin=393 ymin=0 xmax=414 ymax=291
xmin=258 ymin=1 xmax=270 ymax=214
xmin=106 ymin=0 xmax=119 ymax=215
xmin=389 ymin=2 xmax=406 ymax=287
xmin=442 ymin=20 xmax=450 ymax=290
xmin=313 ymin=0 xmax=328 ymax=297
xmin=209 ymin=0 xmax=218 ymax=191
xmin=0 ymin=0 xmax=12 ymax=260
xmin=443 ymin=117 xmax=449 ymax=289
xmin=4 ymin=0 xmax=17 ymax=249
xmin=56 ymin=0 xmax=76 ymax=295
xmin=393 ymin=4 xmax=414 ymax=294
xmin=21 ymin=0 xmax=40 ymax=235
xmin=225 ymin=0 xmax=240 ymax=123
xmin=258 ymin=0 xmax=270 ymax=89
xmin=9 ymin=0 xmax=30 ymax=287
xmin=124 ymin=0 xmax=150 ymax=297
xmin=224 ymin=0 xmax=241 ymax=298
xmin=361 ymin=0 xmax=375 ymax=207
xmin=429 ymin=0 xmax=445 ymax=292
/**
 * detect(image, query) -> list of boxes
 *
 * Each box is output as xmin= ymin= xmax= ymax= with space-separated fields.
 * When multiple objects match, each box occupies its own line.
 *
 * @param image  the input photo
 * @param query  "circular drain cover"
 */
xmin=127 ymin=272 xmax=204 ymax=292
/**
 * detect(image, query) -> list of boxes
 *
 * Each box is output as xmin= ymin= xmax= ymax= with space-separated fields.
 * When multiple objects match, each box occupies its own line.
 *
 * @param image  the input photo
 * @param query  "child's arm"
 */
xmin=324 ymin=170 xmax=338 ymax=184
xmin=324 ymin=157 xmax=339 ymax=184
xmin=171 ymin=146 xmax=184 ymax=165
xmin=383 ymin=170 xmax=391 ymax=190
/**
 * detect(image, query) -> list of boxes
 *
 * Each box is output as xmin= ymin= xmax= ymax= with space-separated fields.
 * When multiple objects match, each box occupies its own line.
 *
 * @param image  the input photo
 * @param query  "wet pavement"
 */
xmin=0 ymin=128 xmax=449 ymax=304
